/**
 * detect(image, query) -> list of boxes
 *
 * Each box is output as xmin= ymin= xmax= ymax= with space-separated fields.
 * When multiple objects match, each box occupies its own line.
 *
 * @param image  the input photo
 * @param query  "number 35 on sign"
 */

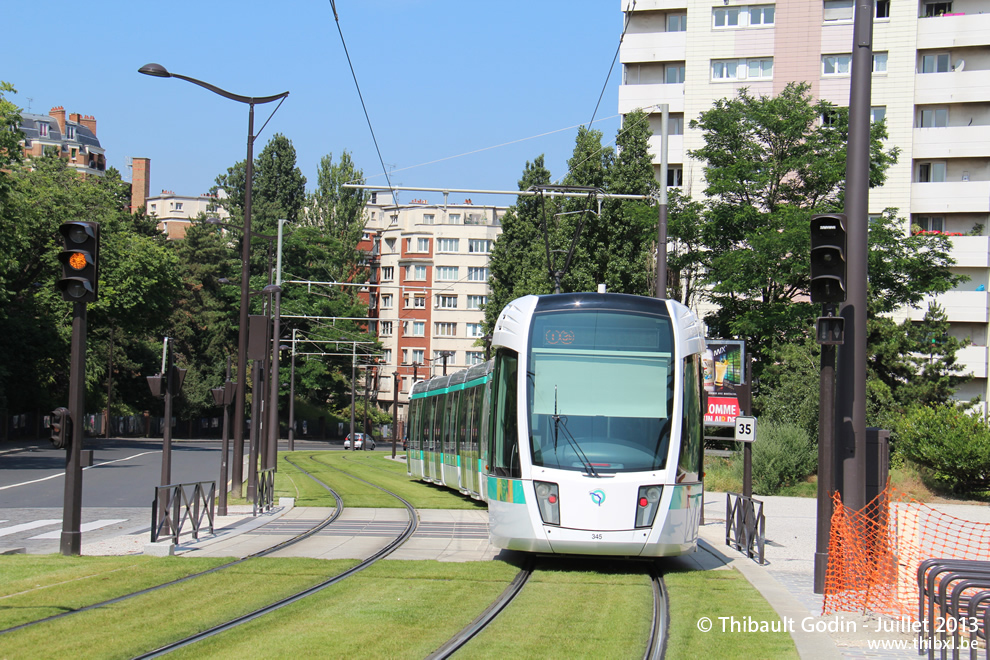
xmin=734 ymin=416 xmax=757 ymax=442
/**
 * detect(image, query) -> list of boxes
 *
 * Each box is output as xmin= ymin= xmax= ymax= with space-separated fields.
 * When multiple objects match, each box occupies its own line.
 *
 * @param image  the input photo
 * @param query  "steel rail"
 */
xmin=0 ymin=454 xmax=342 ymax=636
xmin=644 ymin=565 xmax=670 ymax=660
xmin=133 ymin=454 xmax=419 ymax=659
xmin=425 ymin=559 xmax=534 ymax=659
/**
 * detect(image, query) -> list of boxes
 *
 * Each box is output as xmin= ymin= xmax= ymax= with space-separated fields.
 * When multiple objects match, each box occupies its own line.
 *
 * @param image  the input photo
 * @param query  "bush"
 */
xmin=895 ymin=405 xmax=990 ymax=495
xmin=749 ymin=422 xmax=816 ymax=496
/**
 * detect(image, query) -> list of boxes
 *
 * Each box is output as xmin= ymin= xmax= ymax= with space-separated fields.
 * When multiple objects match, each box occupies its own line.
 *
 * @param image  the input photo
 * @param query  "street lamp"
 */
xmin=138 ymin=63 xmax=288 ymax=500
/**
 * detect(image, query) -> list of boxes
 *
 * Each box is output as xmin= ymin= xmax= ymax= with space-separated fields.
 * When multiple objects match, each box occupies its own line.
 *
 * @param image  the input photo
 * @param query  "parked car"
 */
xmin=343 ymin=433 xmax=376 ymax=450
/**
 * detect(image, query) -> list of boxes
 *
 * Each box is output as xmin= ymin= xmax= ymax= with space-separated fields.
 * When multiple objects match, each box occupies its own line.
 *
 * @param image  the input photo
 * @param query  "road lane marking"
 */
xmin=0 ymin=451 xmax=160 ymax=491
xmin=0 ymin=519 xmax=61 ymax=538
xmin=30 ymin=518 xmax=127 ymax=539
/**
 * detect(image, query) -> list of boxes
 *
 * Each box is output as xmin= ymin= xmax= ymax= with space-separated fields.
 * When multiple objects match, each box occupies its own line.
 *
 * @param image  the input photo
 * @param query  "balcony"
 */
xmin=618 ymin=83 xmax=684 ymax=114
xmin=647 ymin=134 xmax=684 ymax=162
xmin=620 ymin=32 xmax=686 ymax=64
xmin=621 ymin=0 xmax=687 ymax=11
xmin=911 ymin=180 xmax=990 ymax=214
xmin=913 ymin=126 xmax=990 ymax=159
xmin=956 ymin=344 xmax=988 ymax=380
xmin=948 ymin=235 xmax=990 ymax=269
xmin=915 ymin=70 xmax=990 ymax=105
xmin=904 ymin=290 xmax=990 ymax=323
xmin=916 ymin=12 xmax=990 ymax=50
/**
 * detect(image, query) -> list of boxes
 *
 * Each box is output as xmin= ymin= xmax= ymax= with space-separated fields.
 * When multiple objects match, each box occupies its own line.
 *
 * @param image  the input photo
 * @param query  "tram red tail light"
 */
xmin=535 ymin=481 xmax=559 ymax=526
xmin=635 ymin=485 xmax=663 ymax=528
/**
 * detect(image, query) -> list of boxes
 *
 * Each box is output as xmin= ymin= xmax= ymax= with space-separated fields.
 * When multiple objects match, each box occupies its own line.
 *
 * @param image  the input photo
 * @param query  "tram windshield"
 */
xmin=527 ymin=309 xmax=675 ymax=474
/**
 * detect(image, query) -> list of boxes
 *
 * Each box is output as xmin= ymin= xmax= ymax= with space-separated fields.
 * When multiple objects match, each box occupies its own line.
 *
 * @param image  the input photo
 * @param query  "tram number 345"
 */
xmin=734 ymin=416 xmax=758 ymax=443
xmin=591 ymin=533 xmax=603 ymax=540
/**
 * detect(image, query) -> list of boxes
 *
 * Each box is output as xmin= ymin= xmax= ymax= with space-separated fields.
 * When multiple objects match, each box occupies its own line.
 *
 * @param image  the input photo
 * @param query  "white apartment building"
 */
xmin=361 ymin=194 xmax=506 ymax=426
xmin=618 ymin=0 xmax=990 ymax=408
xmin=146 ymin=189 xmax=230 ymax=239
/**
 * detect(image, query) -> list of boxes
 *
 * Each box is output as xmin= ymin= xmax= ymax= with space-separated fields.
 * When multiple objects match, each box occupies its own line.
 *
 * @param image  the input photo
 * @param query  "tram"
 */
xmin=406 ymin=292 xmax=706 ymax=557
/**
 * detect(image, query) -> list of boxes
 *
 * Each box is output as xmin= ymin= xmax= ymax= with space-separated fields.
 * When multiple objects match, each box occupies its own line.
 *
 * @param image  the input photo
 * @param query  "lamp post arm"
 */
xmin=167 ymin=72 xmax=289 ymax=106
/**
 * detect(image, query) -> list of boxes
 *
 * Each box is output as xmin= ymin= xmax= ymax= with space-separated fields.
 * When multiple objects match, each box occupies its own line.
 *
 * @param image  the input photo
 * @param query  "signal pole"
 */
xmin=60 ymin=301 xmax=86 ymax=556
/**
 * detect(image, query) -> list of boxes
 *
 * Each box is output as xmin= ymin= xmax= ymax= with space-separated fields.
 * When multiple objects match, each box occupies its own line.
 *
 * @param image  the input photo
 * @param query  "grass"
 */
xmin=276 ymin=451 xmax=487 ymax=510
xmin=0 ymin=557 xmax=359 ymax=659
xmin=665 ymin=567 xmax=799 ymax=659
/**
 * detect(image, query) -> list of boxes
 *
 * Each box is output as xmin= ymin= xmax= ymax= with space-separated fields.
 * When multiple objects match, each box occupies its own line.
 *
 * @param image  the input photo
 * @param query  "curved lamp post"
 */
xmin=139 ymin=63 xmax=287 ymax=499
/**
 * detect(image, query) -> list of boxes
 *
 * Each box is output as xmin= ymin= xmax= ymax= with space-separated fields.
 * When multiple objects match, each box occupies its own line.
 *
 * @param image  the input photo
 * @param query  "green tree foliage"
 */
xmin=486 ymin=112 xmax=660 ymax=328
xmin=896 ymin=405 xmax=990 ymax=494
xmin=748 ymin=422 xmax=817 ymax=495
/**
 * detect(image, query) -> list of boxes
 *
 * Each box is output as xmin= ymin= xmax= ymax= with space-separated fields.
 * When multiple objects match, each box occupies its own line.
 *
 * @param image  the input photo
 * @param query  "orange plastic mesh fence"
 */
xmin=823 ymin=485 xmax=990 ymax=620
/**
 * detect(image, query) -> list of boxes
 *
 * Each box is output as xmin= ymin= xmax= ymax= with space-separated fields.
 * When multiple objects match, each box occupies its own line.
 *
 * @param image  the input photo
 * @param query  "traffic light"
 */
xmin=57 ymin=221 xmax=100 ymax=303
xmin=810 ymin=214 xmax=847 ymax=304
xmin=51 ymin=407 xmax=71 ymax=449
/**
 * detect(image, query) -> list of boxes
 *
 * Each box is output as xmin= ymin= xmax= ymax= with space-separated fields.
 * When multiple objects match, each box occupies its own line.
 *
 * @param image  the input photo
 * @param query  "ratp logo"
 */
xmin=589 ymin=489 xmax=606 ymax=507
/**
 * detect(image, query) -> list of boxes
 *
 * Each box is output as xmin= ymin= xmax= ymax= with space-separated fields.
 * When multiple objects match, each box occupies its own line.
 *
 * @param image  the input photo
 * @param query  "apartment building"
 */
xmin=618 ymin=0 xmax=990 ymax=408
xmin=144 ymin=189 xmax=229 ymax=238
xmin=17 ymin=106 xmax=106 ymax=176
xmin=359 ymin=194 xmax=506 ymax=426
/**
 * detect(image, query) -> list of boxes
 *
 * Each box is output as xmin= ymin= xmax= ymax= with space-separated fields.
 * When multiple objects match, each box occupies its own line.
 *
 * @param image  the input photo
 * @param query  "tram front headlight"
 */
xmin=534 ymin=480 xmax=559 ymax=526
xmin=635 ymin=485 xmax=663 ymax=528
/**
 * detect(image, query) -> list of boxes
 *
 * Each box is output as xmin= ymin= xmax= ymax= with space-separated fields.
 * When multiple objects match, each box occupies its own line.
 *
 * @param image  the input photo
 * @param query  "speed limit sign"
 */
xmin=734 ymin=416 xmax=757 ymax=442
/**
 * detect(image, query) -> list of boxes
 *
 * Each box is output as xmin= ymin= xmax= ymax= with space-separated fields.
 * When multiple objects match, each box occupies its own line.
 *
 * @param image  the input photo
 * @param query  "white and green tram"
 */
xmin=407 ymin=292 xmax=706 ymax=557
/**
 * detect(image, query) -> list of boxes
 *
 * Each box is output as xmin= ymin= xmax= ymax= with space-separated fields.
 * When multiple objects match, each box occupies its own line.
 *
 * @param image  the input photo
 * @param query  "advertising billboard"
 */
xmin=703 ymin=339 xmax=746 ymax=426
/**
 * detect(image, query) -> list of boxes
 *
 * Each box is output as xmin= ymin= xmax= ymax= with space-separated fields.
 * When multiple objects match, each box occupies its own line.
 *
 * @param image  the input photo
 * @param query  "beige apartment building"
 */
xmin=360 ymin=194 xmax=506 ymax=425
xmin=619 ymin=0 xmax=990 ymax=409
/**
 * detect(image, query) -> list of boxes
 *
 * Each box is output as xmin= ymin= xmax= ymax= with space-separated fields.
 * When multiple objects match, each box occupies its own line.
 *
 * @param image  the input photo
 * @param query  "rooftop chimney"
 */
xmin=130 ymin=158 xmax=151 ymax=214
xmin=49 ymin=106 xmax=66 ymax=134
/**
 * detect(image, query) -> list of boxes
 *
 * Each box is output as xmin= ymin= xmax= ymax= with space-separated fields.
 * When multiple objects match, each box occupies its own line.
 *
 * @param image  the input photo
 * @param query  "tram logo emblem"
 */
xmin=589 ymin=489 xmax=606 ymax=507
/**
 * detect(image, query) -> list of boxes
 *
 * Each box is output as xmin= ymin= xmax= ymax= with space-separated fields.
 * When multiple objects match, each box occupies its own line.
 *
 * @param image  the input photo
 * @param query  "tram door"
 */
xmin=461 ymin=387 xmax=476 ymax=495
xmin=430 ymin=394 xmax=444 ymax=482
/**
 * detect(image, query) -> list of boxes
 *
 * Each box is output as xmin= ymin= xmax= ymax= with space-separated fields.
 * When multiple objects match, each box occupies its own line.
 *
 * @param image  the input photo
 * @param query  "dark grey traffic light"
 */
xmin=50 ymin=407 xmax=71 ymax=449
xmin=57 ymin=221 xmax=100 ymax=303
xmin=810 ymin=214 xmax=847 ymax=304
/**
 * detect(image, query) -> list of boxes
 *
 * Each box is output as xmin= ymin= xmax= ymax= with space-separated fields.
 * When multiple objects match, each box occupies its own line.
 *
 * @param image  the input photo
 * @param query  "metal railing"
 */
xmin=725 ymin=492 xmax=766 ymax=565
xmin=255 ymin=468 xmax=275 ymax=515
xmin=916 ymin=558 xmax=990 ymax=660
xmin=151 ymin=481 xmax=216 ymax=544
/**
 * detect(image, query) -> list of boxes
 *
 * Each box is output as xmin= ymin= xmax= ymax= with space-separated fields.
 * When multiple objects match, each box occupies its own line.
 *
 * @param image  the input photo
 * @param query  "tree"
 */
xmin=683 ymin=82 xmax=961 ymax=368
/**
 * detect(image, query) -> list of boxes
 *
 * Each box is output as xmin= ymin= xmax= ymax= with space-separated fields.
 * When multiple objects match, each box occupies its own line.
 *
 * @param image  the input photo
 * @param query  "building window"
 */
xmin=667 ymin=13 xmax=686 ymax=31
xmin=918 ymin=107 xmax=948 ymax=128
xmin=437 ymin=238 xmax=459 ymax=252
xmin=406 ymin=265 xmax=427 ymax=280
xmin=436 ymin=266 xmax=459 ymax=281
xmin=70 ymin=147 xmax=77 ymax=159
xmin=175 ymin=202 xmax=183 ymax=211
xmin=665 ymin=64 xmax=686 ymax=84
xmin=875 ymin=0 xmax=890 ymax=18
xmin=382 ymin=349 xmax=392 ymax=364
xmin=37 ymin=122 xmax=49 ymax=138
xmin=821 ymin=108 xmax=842 ymax=127
xmin=467 ymin=323 xmax=485 ymax=338
xmin=873 ymin=52 xmax=888 ymax=73
xmin=467 ymin=295 xmax=487 ymax=310
xmin=437 ymin=295 xmax=458 ymax=309
xmin=467 ymin=267 xmax=489 ymax=282
xmin=417 ymin=237 xmax=430 ymax=252
xmin=412 ymin=321 xmax=425 ymax=337
xmin=922 ymin=1 xmax=952 ymax=17
xmin=390 ymin=214 xmax=398 ymax=225
xmin=66 ymin=125 xmax=75 ymax=140
xmin=447 ymin=213 xmax=461 ymax=224
xmin=871 ymin=106 xmax=887 ymax=123
xmin=712 ymin=58 xmax=772 ymax=81
xmin=822 ymin=54 xmax=852 ymax=75
xmin=435 ymin=322 xmax=457 ymax=337
xmin=150 ymin=204 xmax=157 ymax=213
xmin=714 ymin=4 xmax=774 ymax=27
xmin=381 ymin=294 xmax=393 ymax=309
xmin=916 ymin=216 xmax=945 ymax=232
xmin=713 ymin=6 xmax=740 ymax=27
xmin=469 ymin=239 xmax=492 ymax=253
xmin=823 ymin=0 xmax=853 ymax=21
xmin=381 ymin=266 xmax=394 ymax=281
xmin=379 ymin=321 xmax=393 ymax=336
xmin=667 ymin=166 xmax=684 ymax=187
xmin=467 ymin=351 xmax=485 ymax=366
xmin=917 ymin=162 xmax=947 ymax=183
xmin=920 ymin=53 xmax=950 ymax=73
xmin=412 ymin=349 xmax=425 ymax=364
xmin=423 ymin=214 xmax=435 ymax=225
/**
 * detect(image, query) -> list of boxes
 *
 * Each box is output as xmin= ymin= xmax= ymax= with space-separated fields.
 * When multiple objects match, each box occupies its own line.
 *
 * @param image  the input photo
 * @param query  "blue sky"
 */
xmin=5 ymin=1 xmax=624 ymax=207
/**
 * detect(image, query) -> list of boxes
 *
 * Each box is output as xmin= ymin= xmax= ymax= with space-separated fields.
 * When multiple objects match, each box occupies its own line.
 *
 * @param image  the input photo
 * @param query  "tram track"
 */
xmin=0 ymin=454 xmax=342 ymax=637
xmin=644 ymin=565 xmax=670 ymax=660
xmin=133 ymin=453 xmax=419 ymax=658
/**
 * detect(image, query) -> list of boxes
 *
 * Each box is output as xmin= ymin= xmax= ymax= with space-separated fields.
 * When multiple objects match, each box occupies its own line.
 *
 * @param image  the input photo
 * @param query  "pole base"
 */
xmin=814 ymin=551 xmax=829 ymax=594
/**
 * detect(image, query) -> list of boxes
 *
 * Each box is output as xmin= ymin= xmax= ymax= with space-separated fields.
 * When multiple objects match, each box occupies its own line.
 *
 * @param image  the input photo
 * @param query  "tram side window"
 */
xmin=678 ymin=356 xmax=703 ymax=482
xmin=490 ymin=349 xmax=521 ymax=478
xmin=408 ymin=399 xmax=420 ymax=451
